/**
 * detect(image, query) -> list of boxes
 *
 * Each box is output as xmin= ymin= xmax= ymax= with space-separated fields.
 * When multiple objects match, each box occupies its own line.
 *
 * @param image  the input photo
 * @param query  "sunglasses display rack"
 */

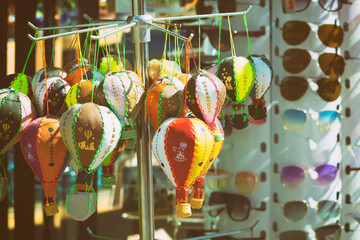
xmin=270 ymin=0 xmax=360 ymax=239
xmin=202 ymin=1 xmax=272 ymax=239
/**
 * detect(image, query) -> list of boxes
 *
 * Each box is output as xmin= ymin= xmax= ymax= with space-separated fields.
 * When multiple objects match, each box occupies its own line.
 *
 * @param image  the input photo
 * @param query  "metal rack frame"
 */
xmin=27 ymin=1 xmax=254 ymax=239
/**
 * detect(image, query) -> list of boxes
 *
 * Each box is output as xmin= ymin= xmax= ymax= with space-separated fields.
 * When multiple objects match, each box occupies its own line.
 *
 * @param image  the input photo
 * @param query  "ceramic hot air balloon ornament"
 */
xmin=190 ymin=118 xmax=224 ymax=209
xmin=33 ymin=77 xmax=70 ymax=117
xmin=146 ymin=76 xmax=185 ymax=130
xmin=31 ymin=67 xmax=67 ymax=94
xmin=216 ymin=56 xmax=255 ymax=129
xmin=59 ymin=102 xmax=121 ymax=221
xmin=152 ymin=117 xmax=214 ymax=217
xmin=184 ymin=71 xmax=226 ymax=124
xmin=148 ymin=59 xmax=182 ymax=84
xmin=20 ymin=116 xmax=70 ymax=216
xmin=247 ymin=55 xmax=273 ymax=120
xmin=99 ymin=55 xmax=123 ymax=76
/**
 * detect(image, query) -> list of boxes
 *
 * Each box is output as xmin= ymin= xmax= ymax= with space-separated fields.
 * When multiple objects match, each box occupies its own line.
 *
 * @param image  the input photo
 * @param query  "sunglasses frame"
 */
xmin=273 ymin=193 xmax=341 ymax=222
xmin=281 ymin=0 xmax=352 ymax=14
xmin=273 ymin=163 xmax=339 ymax=188
xmin=206 ymin=191 xmax=266 ymax=222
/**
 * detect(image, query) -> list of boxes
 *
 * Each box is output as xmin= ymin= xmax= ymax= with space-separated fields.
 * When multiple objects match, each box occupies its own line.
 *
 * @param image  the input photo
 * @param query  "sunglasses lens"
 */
xmin=281 ymin=165 xmax=305 ymax=188
xmin=209 ymin=192 xmax=225 ymax=217
xmin=319 ymin=0 xmax=341 ymax=12
xmin=282 ymin=21 xmax=310 ymax=45
xmin=315 ymin=224 xmax=341 ymax=240
xmin=315 ymin=164 xmax=338 ymax=185
xmin=226 ymin=194 xmax=250 ymax=221
xmin=280 ymin=76 xmax=309 ymax=101
xmin=279 ymin=230 xmax=307 ymax=240
xmin=282 ymin=109 xmax=307 ymax=131
xmin=318 ymin=24 xmax=344 ymax=48
xmin=283 ymin=201 xmax=308 ymax=222
xmin=234 ymin=171 xmax=257 ymax=195
xmin=316 ymin=78 xmax=341 ymax=102
xmin=318 ymin=53 xmax=345 ymax=77
xmin=283 ymin=49 xmax=311 ymax=74
xmin=317 ymin=200 xmax=341 ymax=221
xmin=318 ymin=111 xmax=341 ymax=132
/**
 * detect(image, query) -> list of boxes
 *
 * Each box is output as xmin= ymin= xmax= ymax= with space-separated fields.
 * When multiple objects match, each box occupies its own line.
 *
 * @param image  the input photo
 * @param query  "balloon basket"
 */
xmin=44 ymin=202 xmax=59 ymax=216
xmin=101 ymin=175 xmax=116 ymax=186
xmin=190 ymin=189 xmax=205 ymax=209
xmin=66 ymin=192 xmax=96 ymax=221
xmin=176 ymin=203 xmax=192 ymax=218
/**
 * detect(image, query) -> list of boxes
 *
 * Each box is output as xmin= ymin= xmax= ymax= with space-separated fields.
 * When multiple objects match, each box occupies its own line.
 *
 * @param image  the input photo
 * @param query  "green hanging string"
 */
xmin=198 ymin=17 xmax=201 ymax=70
xmin=243 ymin=13 xmax=255 ymax=56
xmin=162 ymin=25 xmax=169 ymax=60
xmin=217 ymin=16 xmax=222 ymax=66
xmin=123 ymin=32 xmax=126 ymax=70
xmin=115 ymin=29 xmax=123 ymax=70
xmin=16 ymin=30 xmax=39 ymax=91
xmin=50 ymin=28 xmax=55 ymax=67
xmin=91 ymin=40 xmax=100 ymax=103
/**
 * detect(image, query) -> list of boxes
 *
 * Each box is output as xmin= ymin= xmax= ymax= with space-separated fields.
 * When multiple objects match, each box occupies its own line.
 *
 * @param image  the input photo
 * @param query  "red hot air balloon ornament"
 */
xmin=216 ymin=56 xmax=255 ymax=129
xmin=20 ymin=116 xmax=70 ymax=216
xmin=152 ymin=117 xmax=214 ymax=217
xmin=59 ymin=102 xmax=121 ymax=221
xmin=247 ymin=55 xmax=273 ymax=121
xmin=190 ymin=118 xmax=224 ymax=208
xmin=184 ymin=71 xmax=226 ymax=124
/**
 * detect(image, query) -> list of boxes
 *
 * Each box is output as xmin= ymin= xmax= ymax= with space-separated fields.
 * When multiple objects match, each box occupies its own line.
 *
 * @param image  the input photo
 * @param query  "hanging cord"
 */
xmin=217 ymin=16 xmax=223 ymax=66
xmin=91 ymin=39 xmax=101 ymax=103
xmin=115 ymin=28 xmax=123 ymax=70
xmin=122 ymin=31 xmax=126 ymax=70
xmin=182 ymin=41 xmax=191 ymax=118
xmin=198 ymin=17 xmax=201 ymax=70
xmin=61 ymin=34 xmax=77 ymax=72
xmin=227 ymin=15 xmax=236 ymax=57
xmin=40 ymin=37 xmax=50 ymax=115
xmin=189 ymin=42 xmax=200 ymax=74
xmin=75 ymin=31 xmax=83 ymax=84
xmin=50 ymin=27 xmax=56 ymax=67
xmin=16 ymin=29 xmax=39 ymax=91
xmin=243 ymin=13 xmax=254 ymax=56
xmin=162 ymin=24 xmax=169 ymax=60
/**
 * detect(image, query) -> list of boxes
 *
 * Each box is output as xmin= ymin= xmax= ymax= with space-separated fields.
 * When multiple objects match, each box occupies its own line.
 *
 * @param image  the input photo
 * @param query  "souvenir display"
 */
xmin=99 ymin=55 xmax=123 ymax=76
xmin=20 ymin=116 xmax=70 ymax=216
xmin=152 ymin=117 xmax=214 ymax=217
xmin=148 ymin=59 xmax=182 ymax=83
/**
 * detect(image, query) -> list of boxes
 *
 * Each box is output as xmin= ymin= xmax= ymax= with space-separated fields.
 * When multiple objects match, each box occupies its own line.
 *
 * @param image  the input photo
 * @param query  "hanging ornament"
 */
xmin=95 ymin=71 xmax=144 ymax=128
xmin=99 ymin=55 xmax=123 ymax=76
xmin=31 ymin=67 xmax=67 ymax=94
xmin=65 ymin=62 xmax=91 ymax=86
xmin=82 ymin=69 xmax=105 ymax=87
xmin=184 ymin=71 xmax=226 ymax=124
xmin=190 ymin=118 xmax=224 ymax=208
xmin=0 ymin=89 xmax=36 ymax=158
xmin=152 ymin=117 xmax=214 ymax=217
xmin=177 ymin=73 xmax=191 ymax=85
xmin=146 ymin=79 xmax=185 ymax=130
xmin=20 ymin=116 xmax=70 ymax=216
xmin=33 ymin=77 xmax=70 ymax=117
xmin=148 ymin=59 xmax=182 ymax=83
xmin=63 ymin=58 xmax=89 ymax=73
xmin=216 ymin=56 xmax=255 ymax=129
xmin=5 ymin=73 xmax=32 ymax=97
xmin=59 ymin=103 xmax=121 ymax=221
xmin=247 ymin=55 xmax=273 ymax=120
xmin=65 ymin=80 xmax=95 ymax=108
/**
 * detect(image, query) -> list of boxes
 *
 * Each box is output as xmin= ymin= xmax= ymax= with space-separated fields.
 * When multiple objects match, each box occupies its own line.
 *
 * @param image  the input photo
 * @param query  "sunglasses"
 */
xmin=275 ymin=75 xmax=341 ymax=102
xmin=178 ymin=25 xmax=265 ymax=52
xmin=277 ymin=224 xmax=341 ymax=240
xmin=273 ymin=193 xmax=341 ymax=222
xmin=276 ymin=19 xmax=344 ymax=48
xmin=275 ymin=47 xmax=345 ymax=77
xmin=282 ymin=0 xmax=352 ymax=13
xmin=274 ymin=163 xmax=338 ymax=188
xmin=205 ymin=191 xmax=266 ymax=221
xmin=279 ymin=108 xmax=341 ymax=132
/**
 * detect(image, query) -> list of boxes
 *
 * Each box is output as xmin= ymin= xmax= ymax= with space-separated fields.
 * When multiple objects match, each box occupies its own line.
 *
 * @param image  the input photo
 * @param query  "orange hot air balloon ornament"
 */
xmin=152 ymin=117 xmax=214 ymax=217
xmin=190 ymin=118 xmax=224 ymax=209
xmin=20 ymin=116 xmax=70 ymax=216
xmin=60 ymin=102 xmax=121 ymax=221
